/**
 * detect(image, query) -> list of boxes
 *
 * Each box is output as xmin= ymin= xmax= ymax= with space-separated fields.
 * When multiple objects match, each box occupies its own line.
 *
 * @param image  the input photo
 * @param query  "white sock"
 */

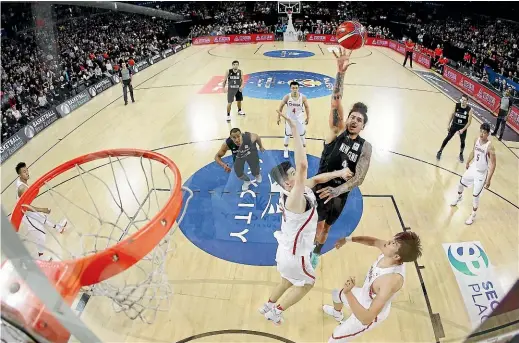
xmin=472 ymin=195 xmax=480 ymax=210
xmin=301 ymin=134 xmax=306 ymax=147
xmin=457 ymin=183 xmax=464 ymax=195
xmin=284 ymin=135 xmax=290 ymax=146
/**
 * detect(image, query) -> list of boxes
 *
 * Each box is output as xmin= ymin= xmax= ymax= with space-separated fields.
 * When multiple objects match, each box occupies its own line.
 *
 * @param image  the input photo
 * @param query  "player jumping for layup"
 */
xmin=451 ymin=123 xmax=496 ymax=225
xmin=436 ymin=94 xmax=473 ymax=162
xmin=222 ymin=60 xmax=245 ymax=122
xmin=311 ymin=48 xmax=373 ymax=268
xmin=15 ymin=162 xmax=68 ymax=259
xmin=277 ymin=81 xmax=310 ymax=158
xmin=259 ymin=112 xmax=353 ymax=325
xmin=323 ymin=232 xmax=422 ymax=342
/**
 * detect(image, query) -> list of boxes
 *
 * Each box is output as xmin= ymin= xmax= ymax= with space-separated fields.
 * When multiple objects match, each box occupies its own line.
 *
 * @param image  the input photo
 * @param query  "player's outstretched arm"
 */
xmin=17 ymin=186 xmax=49 ymax=213
xmin=465 ymin=137 xmax=477 ymax=169
xmin=303 ymin=95 xmax=310 ymax=124
xmin=461 ymin=109 xmax=473 ymax=133
xmin=280 ymin=113 xmax=307 ymax=214
xmin=485 ymin=142 xmax=497 ymax=188
xmin=222 ymin=70 xmax=229 ymax=90
xmin=305 ymin=168 xmax=353 ymax=188
xmin=343 ymin=274 xmax=403 ymax=325
xmin=335 ymin=235 xmax=386 ymax=250
xmin=215 ymin=143 xmax=231 ymax=173
xmin=329 ymin=48 xmax=354 ymax=135
xmin=277 ymin=95 xmax=289 ymax=124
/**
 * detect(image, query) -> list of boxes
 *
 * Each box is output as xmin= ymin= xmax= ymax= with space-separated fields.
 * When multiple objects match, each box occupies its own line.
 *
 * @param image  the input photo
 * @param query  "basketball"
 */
xmin=336 ymin=21 xmax=367 ymax=50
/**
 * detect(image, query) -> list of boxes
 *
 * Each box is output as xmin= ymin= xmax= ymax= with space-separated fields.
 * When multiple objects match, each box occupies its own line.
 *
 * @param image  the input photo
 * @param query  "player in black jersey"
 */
xmin=214 ymin=128 xmax=265 ymax=191
xmin=222 ymin=60 xmax=245 ymax=122
xmin=310 ymin=48 xmax=373 ymax=268
xmin=436 ymin=94 xmax=473 ymax=162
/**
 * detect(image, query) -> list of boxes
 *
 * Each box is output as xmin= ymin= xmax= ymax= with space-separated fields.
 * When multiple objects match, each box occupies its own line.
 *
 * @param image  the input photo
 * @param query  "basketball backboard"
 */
xmin=278 ymin=1 xmax=301 ymax=14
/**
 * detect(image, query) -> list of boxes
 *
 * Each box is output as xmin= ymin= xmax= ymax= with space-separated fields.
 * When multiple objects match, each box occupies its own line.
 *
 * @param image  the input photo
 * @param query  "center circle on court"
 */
xmin=263 ymin=50 xmax=315 ymax=58
xmin=243 ymin=70 xmax=335 ymax=100
xmin=179 ymin=150 xmax=363 ymax=266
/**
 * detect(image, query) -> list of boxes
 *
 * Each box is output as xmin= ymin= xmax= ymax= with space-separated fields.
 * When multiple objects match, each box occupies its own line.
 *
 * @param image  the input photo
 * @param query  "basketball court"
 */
xmin=1 ymin=39 xmax=518 ymax=343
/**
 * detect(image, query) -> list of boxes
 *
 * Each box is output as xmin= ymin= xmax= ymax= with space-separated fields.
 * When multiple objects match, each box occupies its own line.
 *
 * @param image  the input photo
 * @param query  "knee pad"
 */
xmin=332 ymin=288 xmax=342 ymax=303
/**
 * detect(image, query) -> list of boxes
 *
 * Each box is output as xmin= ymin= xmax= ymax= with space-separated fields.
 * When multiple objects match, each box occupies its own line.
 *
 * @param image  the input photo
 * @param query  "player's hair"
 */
xmin=270 ymin=161 xmax=293 ymax=188
xmin=394 ymin=231 xmax=422 ymax=263
xmin=232 ymin=60 xmax=239 ymax=65
xmin=290 ymin=81 xmax=299 ymax=87
xmin=461 ymin=93 xmax=468 ymax=99
xmin=230 ymin=128 xmax=241 ymax=135
xmin=15 ymin=162 xmax=26 ymax=175
xmin=348 ymin=102 xmax=368 ymax=124
xmin=481 ymin=123 xmax=491 ymax=133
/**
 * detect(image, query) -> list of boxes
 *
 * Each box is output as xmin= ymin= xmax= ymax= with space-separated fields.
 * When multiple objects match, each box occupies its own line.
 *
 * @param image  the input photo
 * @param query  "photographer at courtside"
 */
xmin=119 ymin=62 xmax=135 ymax=105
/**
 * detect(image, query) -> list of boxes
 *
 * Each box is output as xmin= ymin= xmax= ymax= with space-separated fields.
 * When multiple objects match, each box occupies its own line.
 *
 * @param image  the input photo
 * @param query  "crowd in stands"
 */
xmin=1 ymin=4 xmax=182 ymax=143
xmin=2 ymin=2 xmax=519 ymax=143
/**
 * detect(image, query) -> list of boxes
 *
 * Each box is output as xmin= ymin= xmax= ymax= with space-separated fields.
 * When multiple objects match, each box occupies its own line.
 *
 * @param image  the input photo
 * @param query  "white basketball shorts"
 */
xmin=22 ymin=212 xmax=47 ymax=254
xmin=275 ymin=248 xmax=315 ymax=286
xmin=460 ymin=165 xmax=488 ymax=197
xmin=328 ymin=287 xmax=389 ymax=342
xmin=285 ymin=117 xmax=306 ymax=137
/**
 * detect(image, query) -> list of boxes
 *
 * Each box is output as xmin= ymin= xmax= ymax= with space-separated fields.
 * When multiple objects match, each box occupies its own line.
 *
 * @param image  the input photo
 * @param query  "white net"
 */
xmin=15 ymin=152 xmax=192 ymax=324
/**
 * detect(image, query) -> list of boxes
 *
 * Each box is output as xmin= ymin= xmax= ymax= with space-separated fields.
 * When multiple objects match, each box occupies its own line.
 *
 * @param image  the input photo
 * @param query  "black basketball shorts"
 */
xmin=314 ymin=184 xmax=350 ymax=226
xmin=227 ymin=89 xmax=243 ymax=103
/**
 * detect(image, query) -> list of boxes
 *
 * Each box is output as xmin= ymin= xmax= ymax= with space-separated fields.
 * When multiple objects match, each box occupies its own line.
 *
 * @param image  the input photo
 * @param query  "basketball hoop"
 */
xmin=1 ymin=149 xmax=193 ymax=342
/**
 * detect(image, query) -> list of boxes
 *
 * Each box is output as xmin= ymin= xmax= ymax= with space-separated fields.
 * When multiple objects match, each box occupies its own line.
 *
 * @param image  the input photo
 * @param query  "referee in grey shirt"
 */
xmin=492 ymin=89 xmax=513 ymax=140
xmin=119 ymin=62 xmax=135 ymax=105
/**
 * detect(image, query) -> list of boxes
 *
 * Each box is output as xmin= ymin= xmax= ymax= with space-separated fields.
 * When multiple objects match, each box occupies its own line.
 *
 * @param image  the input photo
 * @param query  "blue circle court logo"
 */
xmin=243 ymin=70 xmax=335 ymax=100
xmin=447 ymin=243 xmax=489 ymax=276
xmin=179 ymin=150 xmax=363 ymax=266
xmin=264 ymin=50 xmax=315 ymax=58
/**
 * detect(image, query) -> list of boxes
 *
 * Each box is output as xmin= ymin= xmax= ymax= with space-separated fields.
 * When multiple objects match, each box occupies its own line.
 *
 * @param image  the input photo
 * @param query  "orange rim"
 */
xmin=10 ymin=149 xmax=183 ymax=291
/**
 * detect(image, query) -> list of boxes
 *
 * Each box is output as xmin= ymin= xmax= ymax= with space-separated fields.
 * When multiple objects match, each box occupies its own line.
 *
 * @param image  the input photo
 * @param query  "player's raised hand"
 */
xmin=343 ymin=277 xmax=356 ymax=293
xmin=316 ymin=186 xmax=341 ymax=204
xmin=339 ymin=167 xmax=354 ymax=180
xmin=333 ymin=47 xmax=356 ymax=72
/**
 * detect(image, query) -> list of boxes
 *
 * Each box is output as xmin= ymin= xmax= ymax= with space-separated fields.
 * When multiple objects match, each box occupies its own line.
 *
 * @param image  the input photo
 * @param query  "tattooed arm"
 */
xmin=316 ymin=141 xmax=372 ymax=202
xmin=329 ymin=71 xmax=346 ymax=135
xmin=329 ymin=48 xmax=355 ymax=136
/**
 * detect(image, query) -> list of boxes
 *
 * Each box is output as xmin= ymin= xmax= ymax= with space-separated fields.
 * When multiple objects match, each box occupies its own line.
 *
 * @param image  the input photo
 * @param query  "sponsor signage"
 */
xmin=24 ymin=109 xmax=59 ymax=140
xmin=162 ymin=48 xmax=175 ymax=58
xmin=132 ymin=59 xmax=150 ymax=74
xmin=149 ymin=54 xmax=163 ymax=65
xmin=0 ymin=130 xmax=26 ymax=163
xmin=443 ymin=241 xmax=505 ymax=329
xmin=508 ymin=106 xmax=519 ymax=133
xmin=88 ymin=77 xmax=113 ymax=98
xmin=55 ymin=90 xmax=91 ymax=118
xmin=442 ymin=66 xmax=502 ymax=114
xmin=192 ymin=34 xmax=275 ymax=45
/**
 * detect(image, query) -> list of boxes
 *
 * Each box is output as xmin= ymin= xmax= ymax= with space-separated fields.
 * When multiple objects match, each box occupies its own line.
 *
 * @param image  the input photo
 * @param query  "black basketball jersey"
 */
xmin=452 ymin=103 xmax=471 ymax=128
xmin=228 ymin=69 xmax=242 ymax=89
xmin=317 ymin=131 xmax=366 ymax=187
xmin=226 ymin=132 xmax=256 ymax=161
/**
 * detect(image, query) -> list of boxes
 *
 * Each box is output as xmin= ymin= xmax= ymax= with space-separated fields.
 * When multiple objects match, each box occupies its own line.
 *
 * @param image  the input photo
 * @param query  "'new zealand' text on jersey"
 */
xmin=318 ymin=131 xmax=365 ymax=187
xmin=472 ymin=138 xmax=490 ymax=172
xmin=452 ymin=103 xmax=471 ymax=128
xmin=226 ymin=132 xmax=257 ymax=161
xmin=227 ymin=69 xmax=242 ymax=90
xmin=286 ymin=93 xmax=305 ymax=120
